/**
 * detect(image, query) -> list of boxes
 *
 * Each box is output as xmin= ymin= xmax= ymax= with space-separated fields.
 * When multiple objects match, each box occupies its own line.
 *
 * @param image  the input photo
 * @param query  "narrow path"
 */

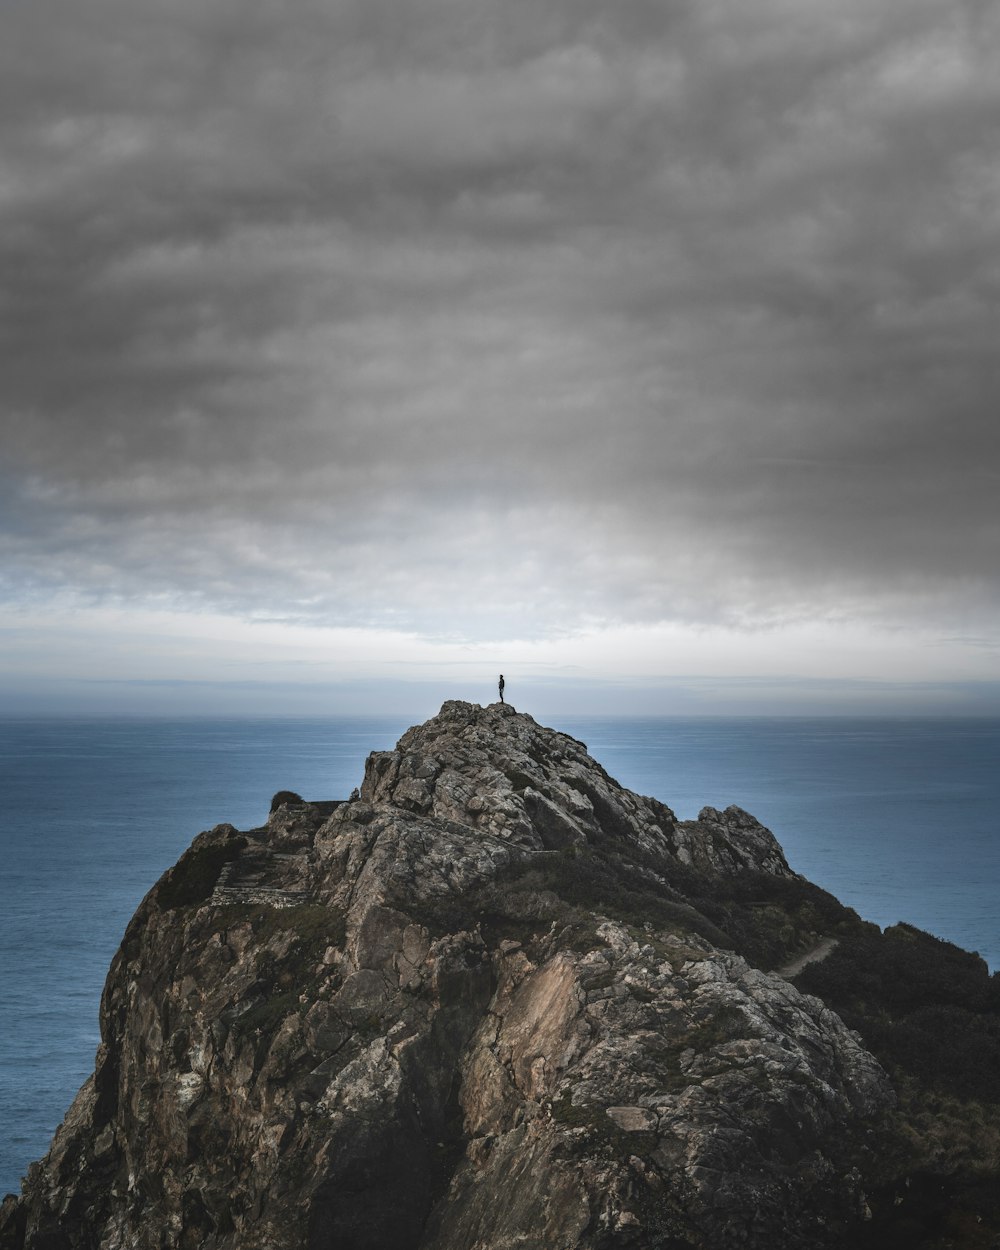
xmin=777 ymin=937 xmax=839 ymax=980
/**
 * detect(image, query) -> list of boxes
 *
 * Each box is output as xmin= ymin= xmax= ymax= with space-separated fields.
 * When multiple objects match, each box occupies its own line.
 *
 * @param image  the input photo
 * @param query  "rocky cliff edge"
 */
xmin=3 ymin=701 xmax=997 ymax=1249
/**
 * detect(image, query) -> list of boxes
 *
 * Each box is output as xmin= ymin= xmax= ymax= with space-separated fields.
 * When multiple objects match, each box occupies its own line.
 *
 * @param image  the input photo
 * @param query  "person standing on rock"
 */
xmin=498 ymin=674 xmax=505 ymax=703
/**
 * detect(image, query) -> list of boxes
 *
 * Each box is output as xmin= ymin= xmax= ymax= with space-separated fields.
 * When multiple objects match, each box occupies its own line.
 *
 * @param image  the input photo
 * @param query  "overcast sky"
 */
xmin=2 ymin=0 xmax=999 ymax=715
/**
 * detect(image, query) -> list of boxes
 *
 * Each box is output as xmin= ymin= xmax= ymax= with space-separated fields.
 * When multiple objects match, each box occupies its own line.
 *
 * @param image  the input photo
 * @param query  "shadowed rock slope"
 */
xmin=3 ymin=702 xmax=1000 ymax=1249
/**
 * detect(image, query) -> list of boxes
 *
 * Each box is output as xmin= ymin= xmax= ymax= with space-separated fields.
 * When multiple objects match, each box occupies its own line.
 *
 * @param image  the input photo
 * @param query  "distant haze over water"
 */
xmin=1 ymin=712 xmax=997 ymax=1197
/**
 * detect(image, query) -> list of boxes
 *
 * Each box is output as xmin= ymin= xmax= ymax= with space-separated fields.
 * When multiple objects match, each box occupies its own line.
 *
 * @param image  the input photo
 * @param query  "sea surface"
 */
xmin=1 ymin=713 xmax=998 ymax=1196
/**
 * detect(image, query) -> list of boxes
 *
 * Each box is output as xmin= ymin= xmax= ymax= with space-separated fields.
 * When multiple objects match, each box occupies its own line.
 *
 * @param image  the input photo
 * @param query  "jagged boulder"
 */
xmin=4 ymin=701 xmax=990 ymax=1249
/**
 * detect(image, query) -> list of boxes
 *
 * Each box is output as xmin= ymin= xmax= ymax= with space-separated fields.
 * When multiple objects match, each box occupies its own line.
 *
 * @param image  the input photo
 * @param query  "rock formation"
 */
xmin=3 ymin=701 xmax=999 ymax=1249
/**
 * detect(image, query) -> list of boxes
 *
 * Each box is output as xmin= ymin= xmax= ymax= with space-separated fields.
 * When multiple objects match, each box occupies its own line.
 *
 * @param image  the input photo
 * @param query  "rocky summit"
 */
xmin=3 ymin=702 xmax=1000 ymax=1250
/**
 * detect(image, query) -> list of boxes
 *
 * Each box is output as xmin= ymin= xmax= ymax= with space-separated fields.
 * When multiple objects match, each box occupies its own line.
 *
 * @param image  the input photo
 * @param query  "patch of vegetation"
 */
xmin=157 ymin=837 xmax=247 ymax=909
xmin=550 ymin=1093 xmax=657 ymax=1158
xmin=885 ymin=1077 xmax=1000 ymax=1179
xmin=668 ymin=866 xmax=858 ymax=970
xmin=224 ymin=902 xmax=347 ymax=964
xmin=397 ymin=889 xmax=492 ymax=939
xmin=491 ymin=843 xmax=866 ymax=976
xmin=546 ymin=909 xmax=605 ymax=954
xmin=491 ymin=832 xmax=868 ymax=974
xmin=270 ymin=790 xmax=305 ymax=812
xmin=856 ymin=1168 xmax=1000 ymax=1250
xmin=796 ymin=923 xmax=1000 ymax=1103
xmin=213 ymin=903 xmax=348 ymax=1079
xmin=688 ymin=1003 xmax=750 ymax=1049
xmin=387 ymin=836 xmax=859 ymax=978
xmin=639 ymin=1004 xmax=752 ymax=1090
xmin=497 ymin=846 xmax=733 ymax=949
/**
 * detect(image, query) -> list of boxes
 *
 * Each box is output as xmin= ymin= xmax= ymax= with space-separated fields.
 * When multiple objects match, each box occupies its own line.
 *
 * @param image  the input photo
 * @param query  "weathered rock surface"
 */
xmin=2 ymin=701 xmax=996 ymax=1249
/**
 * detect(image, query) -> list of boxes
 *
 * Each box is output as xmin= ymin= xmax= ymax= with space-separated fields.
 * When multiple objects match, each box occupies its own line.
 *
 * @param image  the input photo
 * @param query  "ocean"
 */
xmin=1 ymin=713 xmax=998 ymax=1197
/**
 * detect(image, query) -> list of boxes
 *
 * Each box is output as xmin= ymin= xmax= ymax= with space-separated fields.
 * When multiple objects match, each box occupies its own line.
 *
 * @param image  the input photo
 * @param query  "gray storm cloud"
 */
xmin=2 ymin=0 xmax=999 ymax=641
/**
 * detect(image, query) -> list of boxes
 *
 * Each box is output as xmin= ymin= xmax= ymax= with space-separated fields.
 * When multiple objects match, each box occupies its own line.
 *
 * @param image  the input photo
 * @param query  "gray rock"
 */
xmin=0 ymin=702 xmax=911 ymax=1250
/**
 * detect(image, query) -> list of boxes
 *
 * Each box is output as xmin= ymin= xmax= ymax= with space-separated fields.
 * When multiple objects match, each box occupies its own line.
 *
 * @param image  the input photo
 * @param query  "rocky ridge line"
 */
xmin=1 ymin=702 xmax=900 ymax=1249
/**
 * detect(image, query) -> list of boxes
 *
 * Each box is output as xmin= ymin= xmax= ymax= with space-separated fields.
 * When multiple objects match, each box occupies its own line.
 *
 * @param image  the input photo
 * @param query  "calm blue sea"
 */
xmin=1 ymin=714 xmax=998 ymax=1196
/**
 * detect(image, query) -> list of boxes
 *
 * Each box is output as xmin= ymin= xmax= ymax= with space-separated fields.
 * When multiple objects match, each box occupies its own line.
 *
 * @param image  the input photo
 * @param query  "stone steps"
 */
xmin=211 ymin=885 xmax=310 ymax=908
xmin=211 ymin=849 xmax=312 ymax=909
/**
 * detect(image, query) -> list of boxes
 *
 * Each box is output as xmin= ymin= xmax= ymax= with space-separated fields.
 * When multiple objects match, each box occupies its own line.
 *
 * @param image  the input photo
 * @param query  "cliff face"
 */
xmin=2 ymin=702 xmax=997 ymax=1249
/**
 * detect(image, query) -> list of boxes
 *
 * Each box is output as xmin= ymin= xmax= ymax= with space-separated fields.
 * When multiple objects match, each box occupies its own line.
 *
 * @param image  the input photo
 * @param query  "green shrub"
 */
xmin=797 ymin=923 xmax=1000 ymax=1103
xmin=157 ymin=838 xmax=247 ymax=909
xmin=221 ymin=902 xmax=347 ymax=964
xmin=550 ymin=1092 xmax=657 ymax=1158
xmin=270 ymin=790 xmax=305 ymax=812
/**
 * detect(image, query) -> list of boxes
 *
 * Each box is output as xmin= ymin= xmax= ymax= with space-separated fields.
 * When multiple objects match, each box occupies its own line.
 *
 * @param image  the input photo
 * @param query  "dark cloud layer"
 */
xmin=3 ymin=0 xmax=999 ymax=641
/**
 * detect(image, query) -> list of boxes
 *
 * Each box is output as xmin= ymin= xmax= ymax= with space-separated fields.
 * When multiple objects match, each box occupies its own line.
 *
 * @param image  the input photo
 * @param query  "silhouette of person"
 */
xmin=498 ymin=674 xmax=505 ymax=704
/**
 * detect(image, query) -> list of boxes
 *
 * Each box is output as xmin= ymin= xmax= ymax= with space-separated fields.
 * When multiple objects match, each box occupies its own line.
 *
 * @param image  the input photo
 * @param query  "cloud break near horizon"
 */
xmin=2 ymin=0 xmax=999 ymax=715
